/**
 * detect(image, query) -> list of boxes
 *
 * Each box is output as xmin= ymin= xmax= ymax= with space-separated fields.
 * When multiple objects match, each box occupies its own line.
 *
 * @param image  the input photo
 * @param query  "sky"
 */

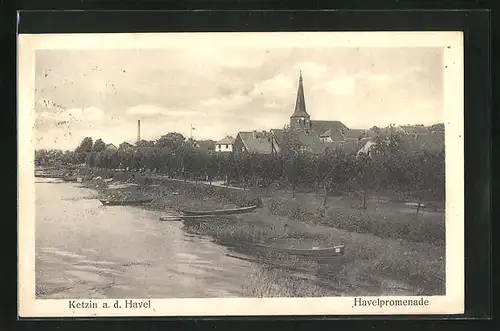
xmin=34 ymin=42 xmax=444 ymax=150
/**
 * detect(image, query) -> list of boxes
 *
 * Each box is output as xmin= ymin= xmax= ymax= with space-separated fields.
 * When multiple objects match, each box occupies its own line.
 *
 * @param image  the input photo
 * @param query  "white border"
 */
xmin=18 ymin=32 xmax=464 ymax=317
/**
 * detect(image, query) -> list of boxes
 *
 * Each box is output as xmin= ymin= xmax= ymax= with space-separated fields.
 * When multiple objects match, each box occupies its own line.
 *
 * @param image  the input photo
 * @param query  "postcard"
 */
xmin=18 ymin=31 xmax=464 ymax=317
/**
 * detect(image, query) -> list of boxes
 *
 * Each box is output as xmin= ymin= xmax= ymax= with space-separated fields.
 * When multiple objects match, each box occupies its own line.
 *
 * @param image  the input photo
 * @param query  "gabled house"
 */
xmin=215 ymin=135 xmax=234 ymax=153
xmin=118 ymin=142 xmax=134 ymax=150
xmin=291 ymin=129 xmax=327 ymax=154
xmin=105 ymin=143 xmax=117 ymax=151
xmin=233 ymin=131 xmax=274 ymax=154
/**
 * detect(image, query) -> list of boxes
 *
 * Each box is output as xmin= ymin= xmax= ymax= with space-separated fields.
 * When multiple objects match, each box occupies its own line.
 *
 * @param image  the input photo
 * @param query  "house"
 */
xmin=233 ymin=131 xmax=274 ymax=154
xmin=105 ymin=143 xmax=117 ymax=151
xmin=118 ymin=142 xmax=134 ymax=150
xmin=290 ymin=129 xmax=327 ymax=154
xmin=269 ymin=129 xmax=284 ymax=154
xmin=215 ymin=135 xmax=234 ymax=153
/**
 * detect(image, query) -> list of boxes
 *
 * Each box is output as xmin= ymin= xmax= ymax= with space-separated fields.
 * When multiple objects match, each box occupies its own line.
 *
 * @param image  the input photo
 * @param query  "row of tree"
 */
xmin=35 ymin=131 xmax=445 ymax=216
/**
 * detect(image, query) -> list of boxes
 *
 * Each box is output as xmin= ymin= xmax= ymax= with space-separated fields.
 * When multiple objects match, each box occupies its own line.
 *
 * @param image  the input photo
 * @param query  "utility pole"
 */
xmin=190 ymin=124 xmax=194 ymax=140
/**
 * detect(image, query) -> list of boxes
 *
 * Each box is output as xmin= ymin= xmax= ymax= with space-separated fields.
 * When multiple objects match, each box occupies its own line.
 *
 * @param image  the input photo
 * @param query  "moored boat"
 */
xmin=159 ymin=214 xmax=234 ymax=222
xmin=180 ymin=205 xmax=257 ymax=216
xmin=252 ymin=243 xmax=345 ymax=257
xmin=99 ymin=198 xmax=153 ymax=206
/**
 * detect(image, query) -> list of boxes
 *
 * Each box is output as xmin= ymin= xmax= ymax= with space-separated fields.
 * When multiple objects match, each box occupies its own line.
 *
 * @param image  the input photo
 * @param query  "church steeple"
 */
xmin=290 ymin=71 xmax=311 ymax=130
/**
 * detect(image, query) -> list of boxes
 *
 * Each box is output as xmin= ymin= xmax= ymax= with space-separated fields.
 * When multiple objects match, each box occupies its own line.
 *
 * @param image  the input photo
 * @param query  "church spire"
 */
xmin=291 ymin=71 xmax=310 ymax=118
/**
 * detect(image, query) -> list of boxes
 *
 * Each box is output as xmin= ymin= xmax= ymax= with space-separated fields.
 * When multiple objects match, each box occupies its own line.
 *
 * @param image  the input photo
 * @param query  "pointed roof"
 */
xmin=291 ymin=72 xmax=310 ymax=118
xmin=216 ymin=135 xmax=234 ymax=145
xmin=236 ymin=132 xmax=273 ymax=154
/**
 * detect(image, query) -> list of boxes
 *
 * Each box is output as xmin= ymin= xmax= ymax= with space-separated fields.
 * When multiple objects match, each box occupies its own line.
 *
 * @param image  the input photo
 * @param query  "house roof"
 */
xmin=119 ymin=142 xmax=134 ymax=149
xmin=237 ymin=131 xmax=273 ymax=154
xmin=345 ymin=129 xmax=366 ymax=139
xmin=290 ymin=73 xmax=310 ymax=118
xmin=216 ymin=136 xmax=234 ymax=145
xmin=105 ymin=143 xmax=117 ymax=149
xmin=319 ymin=129 xmax=332 ymax=138
xmin=293 ymin=130 xmax=327 ymax=154
xmin=270 ymin=129 xmax=285 ymax=145
xmin=311 ymin=120 xmax=349 ymax=136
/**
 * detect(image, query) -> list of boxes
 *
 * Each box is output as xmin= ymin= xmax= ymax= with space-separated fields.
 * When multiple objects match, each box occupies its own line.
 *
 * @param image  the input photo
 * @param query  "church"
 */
xmin=231 ymin=72 xmax=366 ymax=155
xmin=289 ymin=72 xmax=350 ymax=142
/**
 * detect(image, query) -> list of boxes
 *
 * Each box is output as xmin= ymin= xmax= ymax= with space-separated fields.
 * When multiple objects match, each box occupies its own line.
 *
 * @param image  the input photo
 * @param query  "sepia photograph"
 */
xmin=18 ymin=32 xmax=464 ymax=317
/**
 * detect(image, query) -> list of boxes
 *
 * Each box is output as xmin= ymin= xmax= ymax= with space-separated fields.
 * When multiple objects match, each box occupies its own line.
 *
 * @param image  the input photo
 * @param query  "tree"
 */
xmin=353 ymin=153 xmax=383 ymax=209
xmin=136 ymin=140 xmax=155 ymax=148
xmin=101 ymin=149 xmax=119 ymax=169
xmin=405 ymin=150 xmax=445 ymax=218
xmin=281 ymin=129 xmax=301 ymax=154
xmin=75 ymin=137 xmax=93 ymax=153
xmin=204 ymin=153 xmax=218 ymax=185
xmin=283 ymin=152 xmax=300 ymax=198
xmin=92 ymin=138 xmax=106 ymax=153
xmin=256 ymin=153 xmax=281 ymax=197
xmin=73 ymin=137 xmax=94 ymax=163
xmin=156 ymin=132 xmax=186 ymax=151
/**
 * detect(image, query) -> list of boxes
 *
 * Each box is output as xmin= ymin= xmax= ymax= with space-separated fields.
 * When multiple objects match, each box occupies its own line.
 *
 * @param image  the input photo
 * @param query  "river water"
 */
xmin=35 ymin=179 xmax=260 ymax=299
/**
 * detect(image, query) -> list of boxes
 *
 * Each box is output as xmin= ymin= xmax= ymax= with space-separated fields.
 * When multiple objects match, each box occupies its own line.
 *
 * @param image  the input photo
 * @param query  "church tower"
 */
xmin=290 ymin=72 xmax=311 ymax=131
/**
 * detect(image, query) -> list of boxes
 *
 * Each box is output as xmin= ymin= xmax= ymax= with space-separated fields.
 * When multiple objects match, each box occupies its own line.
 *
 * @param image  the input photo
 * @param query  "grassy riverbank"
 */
xmin=40 ymin=166 xmax=446 ymax=296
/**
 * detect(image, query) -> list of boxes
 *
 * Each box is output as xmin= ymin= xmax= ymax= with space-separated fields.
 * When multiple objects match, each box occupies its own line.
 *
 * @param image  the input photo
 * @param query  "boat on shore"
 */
xmin=252 ymin=243 xmax=345 ymax=257
xmin=159 ymin=214 xmax=233 ymax=222
xmin=180 ymin=205 xmax=257 ymax=216
xmin=99 ymin=198 xmax=154 ymax=206
xmin=35 ymin=173 xmax=61 ymax=178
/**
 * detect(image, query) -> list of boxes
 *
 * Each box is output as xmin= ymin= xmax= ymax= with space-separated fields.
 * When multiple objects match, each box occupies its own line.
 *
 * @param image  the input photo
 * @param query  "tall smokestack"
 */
xmin=137 ymin=120 xmax=141 ymax=143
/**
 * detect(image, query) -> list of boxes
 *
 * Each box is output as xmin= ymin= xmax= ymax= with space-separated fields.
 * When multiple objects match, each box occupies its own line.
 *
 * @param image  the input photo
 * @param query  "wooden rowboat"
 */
xmin=159 ymin=214 xmax=233 ymax=222
xmin=180 ymin=205 xmax=257 ymax=216
xmin=253 ymin=244 xmax=345 ymax=257
xmin=99 ymin=198 xmax=153 ymax=206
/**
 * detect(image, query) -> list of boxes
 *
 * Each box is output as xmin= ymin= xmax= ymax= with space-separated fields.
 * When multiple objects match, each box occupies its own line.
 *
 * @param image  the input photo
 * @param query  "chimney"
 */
xmin=137 ymin=120 xmax=141 ymax=143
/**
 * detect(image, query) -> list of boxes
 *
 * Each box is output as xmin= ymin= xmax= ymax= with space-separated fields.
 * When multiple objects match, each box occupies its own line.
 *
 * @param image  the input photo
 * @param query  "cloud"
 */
xmin=126 ymin=104 xmax=164 ymax=116
xmin=37 ymin=106 xmax=104 ymax=123
xmin=180 ymin=45 xmax=266 ymax=70
xmin=355 ymin=72 xmax=391 ymax=86
xmin=199 ymin=94 xmax=252 ymax=112
xmin=223 ymin=57 xmax=265 ymax=69
xmin=292 ymin=62 xmax=329 ymax=80
xmin=250 ymin=74 xmax=295 ymax=99
xmin=264 ymin=100 xmax=282 ymax=109
xmin=320 ymin=75 xmax=356 ymax=96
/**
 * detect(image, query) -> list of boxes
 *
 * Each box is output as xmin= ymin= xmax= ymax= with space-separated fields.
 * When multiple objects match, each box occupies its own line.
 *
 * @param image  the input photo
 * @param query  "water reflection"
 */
xmin=36 ymin=181 xmax=257 ymax=299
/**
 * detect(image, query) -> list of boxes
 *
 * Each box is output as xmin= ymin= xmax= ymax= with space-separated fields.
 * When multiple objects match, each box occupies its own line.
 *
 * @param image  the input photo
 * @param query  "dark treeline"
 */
xmin=35 ymin=131 xmax=445 ymax=215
